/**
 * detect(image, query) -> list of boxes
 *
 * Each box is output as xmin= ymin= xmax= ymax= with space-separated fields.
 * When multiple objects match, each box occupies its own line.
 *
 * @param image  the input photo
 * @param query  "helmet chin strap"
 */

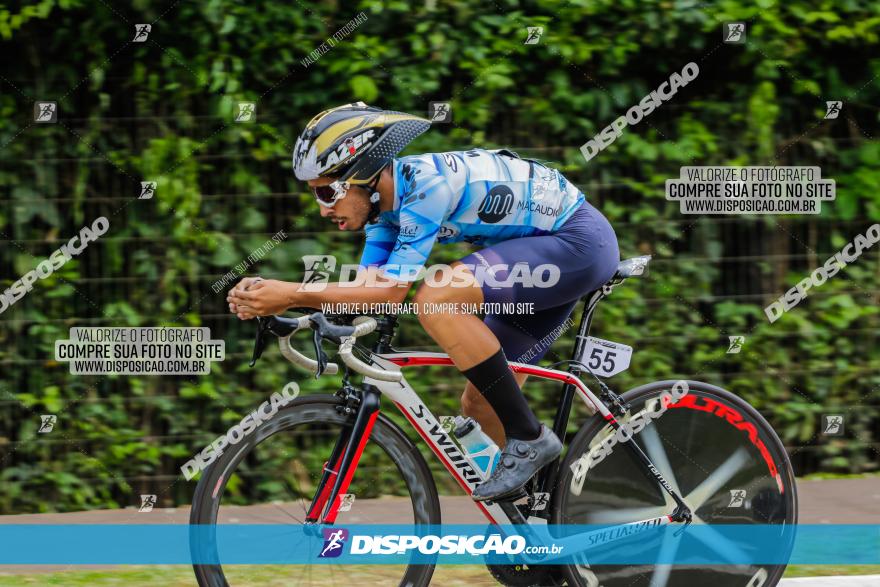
xmin=365 ymin=174 xmax=383 ymax=224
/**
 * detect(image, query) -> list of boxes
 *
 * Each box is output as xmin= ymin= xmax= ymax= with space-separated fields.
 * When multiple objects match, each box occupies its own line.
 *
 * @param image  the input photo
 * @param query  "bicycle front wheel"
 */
xmin=553 ymin=380 xmax=797 ymax=587
xmin=189 ymin=395 xmax=441 ymax=587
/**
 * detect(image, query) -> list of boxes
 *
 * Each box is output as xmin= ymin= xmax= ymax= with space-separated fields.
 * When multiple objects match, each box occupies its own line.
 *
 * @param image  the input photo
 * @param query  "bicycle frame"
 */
xmin=302 ymin=349 xmax=608 ymax=525
xmin=374 ymin=350 xmax=612 ymax=527
xmin=304 ymin=285 xmax=691 ymax=546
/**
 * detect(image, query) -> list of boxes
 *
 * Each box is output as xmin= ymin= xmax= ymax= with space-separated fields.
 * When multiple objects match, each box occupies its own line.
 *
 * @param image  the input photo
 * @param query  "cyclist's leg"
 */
xmin=415 ymin=275 xmax=561 ymax=501
xmin=471 ymin=199 xmax=620 ymax=375
xmin=418 ymin=200 xmax=619 ymax=499
xmin=411 ymin=269 xmax=496 ymax=369
xmin=416 ymin=202 xmax=620 ymax=440
xmin=414 ymin=270 xmax=545 ymax=442
xmin=461 ymin=299 xmax=577 ymax=448
xmin=485 ymin=299 xmax=580 ymax=365
xmin=461 ymin=374 xmax=527 ymax=448
xmin=465 ymin=201 xmax=618 ymax=499
xmin=468 ymin=201 xmax=619 ymax=310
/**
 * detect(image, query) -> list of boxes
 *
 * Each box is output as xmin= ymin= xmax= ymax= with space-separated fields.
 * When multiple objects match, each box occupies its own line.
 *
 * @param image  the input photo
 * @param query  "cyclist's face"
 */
xmin=308 ymin=177 xmax=370 ymax=231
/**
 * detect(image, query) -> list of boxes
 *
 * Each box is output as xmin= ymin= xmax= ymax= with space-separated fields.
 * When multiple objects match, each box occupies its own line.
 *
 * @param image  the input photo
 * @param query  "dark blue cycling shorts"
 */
xmin=461 ymin=200 xmax=619 ymax=364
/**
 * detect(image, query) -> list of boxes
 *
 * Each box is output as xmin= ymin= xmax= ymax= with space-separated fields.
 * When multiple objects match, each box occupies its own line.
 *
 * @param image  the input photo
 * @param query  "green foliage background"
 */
xmin=0 ymin=0 xmax=878 ymax=512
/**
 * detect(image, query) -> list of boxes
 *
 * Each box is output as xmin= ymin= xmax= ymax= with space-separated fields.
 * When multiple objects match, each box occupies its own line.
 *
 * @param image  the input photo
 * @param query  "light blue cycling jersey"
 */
xmin=359 ymin=149 xmax=586 ymax=281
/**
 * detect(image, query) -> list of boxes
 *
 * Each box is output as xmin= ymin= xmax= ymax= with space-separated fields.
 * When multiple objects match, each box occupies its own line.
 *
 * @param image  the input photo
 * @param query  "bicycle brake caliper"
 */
xmin=335 ymin=385 xmax=361 ymax=416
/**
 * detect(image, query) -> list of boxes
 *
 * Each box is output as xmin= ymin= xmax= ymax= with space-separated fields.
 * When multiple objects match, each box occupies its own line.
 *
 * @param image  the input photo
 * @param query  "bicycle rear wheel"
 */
xmin=552 ymin=380 xmax=797 ymax=587
xmin=190 ymin=395 xmax=441 ymax=587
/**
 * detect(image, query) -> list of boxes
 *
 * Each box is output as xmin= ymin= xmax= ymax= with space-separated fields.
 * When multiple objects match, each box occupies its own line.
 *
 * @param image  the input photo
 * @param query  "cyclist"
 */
xmin=227 ymin=102 xmax=620 ymax=501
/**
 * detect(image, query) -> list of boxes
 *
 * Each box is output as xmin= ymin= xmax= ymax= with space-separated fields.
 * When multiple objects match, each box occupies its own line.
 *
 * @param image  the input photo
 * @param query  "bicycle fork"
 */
xmin=305 ymin=385 xmax=381 ymax=525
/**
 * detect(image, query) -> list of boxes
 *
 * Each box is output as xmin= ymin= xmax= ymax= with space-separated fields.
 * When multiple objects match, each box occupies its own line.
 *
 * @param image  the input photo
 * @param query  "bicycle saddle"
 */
xmin=613 ymin=255 xmax=652 ymax=279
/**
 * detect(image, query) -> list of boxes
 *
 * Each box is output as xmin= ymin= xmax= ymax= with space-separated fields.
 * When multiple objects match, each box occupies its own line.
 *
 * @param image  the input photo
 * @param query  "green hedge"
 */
xmin=0 ymin=0 xmax=878 ymax=512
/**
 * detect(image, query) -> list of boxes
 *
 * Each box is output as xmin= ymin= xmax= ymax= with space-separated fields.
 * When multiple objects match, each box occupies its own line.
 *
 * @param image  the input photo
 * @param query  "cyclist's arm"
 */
xmin=228 ymin=222 xmax=408 ymax=318
xmin=232 ymin=168 xmax=454 ymax=315
xmin=359 ymin=221 xmax=397 ymax=268
xmin=291 ymin=266 xmax=411 ymax=307
xmin=292 ymin=169 xmax=455 ymax=307
xmin=374 ymin=169 xmax=454 ymax=282
xmin=286 ymin=222 xmax=412 ymax=308
xmin=228 ymin=267 xmax=411 ymax=319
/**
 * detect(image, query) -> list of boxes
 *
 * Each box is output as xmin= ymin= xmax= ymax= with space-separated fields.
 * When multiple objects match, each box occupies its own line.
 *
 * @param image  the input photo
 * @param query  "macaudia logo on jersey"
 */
xmin=518 ymin=201 xmax=562 ymax=217
xmin=478 ymin=185 xmax=515 ymax=223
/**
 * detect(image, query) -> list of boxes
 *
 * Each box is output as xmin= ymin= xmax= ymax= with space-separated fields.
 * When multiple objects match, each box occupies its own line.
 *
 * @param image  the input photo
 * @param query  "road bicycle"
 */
xmin=189 ymin=255 xmax=798 ymax=586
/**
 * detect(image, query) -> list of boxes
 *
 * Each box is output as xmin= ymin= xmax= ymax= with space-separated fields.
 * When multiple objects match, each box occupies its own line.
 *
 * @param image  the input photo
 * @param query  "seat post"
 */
xmin=571 ymin=287 xmax=607 ymax=362
xmin=526 ymin=257 xmax=651 ymax=500
xmin=535 ymin=288 xmax=608 ymax=498
xmin=558 ymin=288 xmax=606 ymax=413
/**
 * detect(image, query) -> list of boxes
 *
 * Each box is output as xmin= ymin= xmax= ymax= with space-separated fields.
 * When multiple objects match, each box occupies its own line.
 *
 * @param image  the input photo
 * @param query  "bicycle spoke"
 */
xmin=190 ymin=399 xmax=435 ymax=587
xmin=688 ymin=513 xmax=752 ymax=564
xmin=647 ymin=526 xmax=683 ymax=587
xmin=256 ymin=468 xmax=309 ymax=525
xmin=270 ymin=500 xmax=305 ymax=524
xmin=684 ymin=447 xmax=750 ymax=510
xmin=287 ymin=458 xmax=314 ymax=521
xmin=223 ymin=504 xmax=296 ymax=525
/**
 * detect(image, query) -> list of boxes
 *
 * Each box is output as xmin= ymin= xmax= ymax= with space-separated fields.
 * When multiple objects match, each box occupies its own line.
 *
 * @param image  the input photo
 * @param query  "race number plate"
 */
xmin=577 ymin=337 xmax=633 ymax=377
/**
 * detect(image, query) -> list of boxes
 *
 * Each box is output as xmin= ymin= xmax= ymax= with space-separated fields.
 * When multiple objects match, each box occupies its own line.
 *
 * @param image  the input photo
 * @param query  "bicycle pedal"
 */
xmin=489 ymin=488 xmax=529 ymax=504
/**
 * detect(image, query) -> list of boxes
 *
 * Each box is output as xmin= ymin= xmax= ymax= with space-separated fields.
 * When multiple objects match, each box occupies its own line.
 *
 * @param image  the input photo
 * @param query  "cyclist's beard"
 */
xmin=327 ymin=194 xmax=370 ymax=231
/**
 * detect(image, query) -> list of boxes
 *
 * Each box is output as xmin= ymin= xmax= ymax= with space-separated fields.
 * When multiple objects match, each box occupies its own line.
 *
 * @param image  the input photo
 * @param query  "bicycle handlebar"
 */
xmin=277 ymin=321 xmax=340 ymax=376
xmin=255 ymin=312 xmax=402 ymax=382
xmin=337 ymin=316 xmax=402 ymax=382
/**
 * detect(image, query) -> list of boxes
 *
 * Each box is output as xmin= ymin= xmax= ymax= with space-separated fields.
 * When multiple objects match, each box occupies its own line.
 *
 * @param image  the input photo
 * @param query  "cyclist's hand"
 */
xmin=227 ymin=277 xmax=264 ymax=319
xmin=237 ymin=276 xmax=264 ymax=292
xmin=228 ymin=278 xmax=293 ymax=319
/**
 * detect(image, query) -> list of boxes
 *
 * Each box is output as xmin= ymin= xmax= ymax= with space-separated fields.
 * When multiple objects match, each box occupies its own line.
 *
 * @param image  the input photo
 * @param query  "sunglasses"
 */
xmin=311 ymin=181 xmax=350 ymax=207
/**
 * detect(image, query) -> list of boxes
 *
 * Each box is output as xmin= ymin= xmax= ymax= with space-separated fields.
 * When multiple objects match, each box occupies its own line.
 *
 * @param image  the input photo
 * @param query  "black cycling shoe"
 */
xmin=472 ymin=425 xmax=562 ymax=502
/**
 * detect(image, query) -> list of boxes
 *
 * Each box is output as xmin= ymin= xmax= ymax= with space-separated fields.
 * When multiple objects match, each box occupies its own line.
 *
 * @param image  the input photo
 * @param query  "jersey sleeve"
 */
xmin=359 ymin=222 xmax=398 ymax=268
xmin=382 ymin=164 xmax=455 ymax=282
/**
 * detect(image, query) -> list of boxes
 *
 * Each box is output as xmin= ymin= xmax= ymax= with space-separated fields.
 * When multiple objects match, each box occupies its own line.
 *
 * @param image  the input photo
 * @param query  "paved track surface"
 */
xmin=779 ymin=577 xmax=880 ymax=586
xmin=3 ymin=477 xmax=877 ymax=525
xmin=0 ymin=477 xmax=877 ymax=579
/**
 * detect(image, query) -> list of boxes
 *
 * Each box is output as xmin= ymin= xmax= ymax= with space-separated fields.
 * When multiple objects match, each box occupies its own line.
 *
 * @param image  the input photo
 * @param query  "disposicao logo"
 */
xmin=319 ymin=528 xmax=349 ymax=558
